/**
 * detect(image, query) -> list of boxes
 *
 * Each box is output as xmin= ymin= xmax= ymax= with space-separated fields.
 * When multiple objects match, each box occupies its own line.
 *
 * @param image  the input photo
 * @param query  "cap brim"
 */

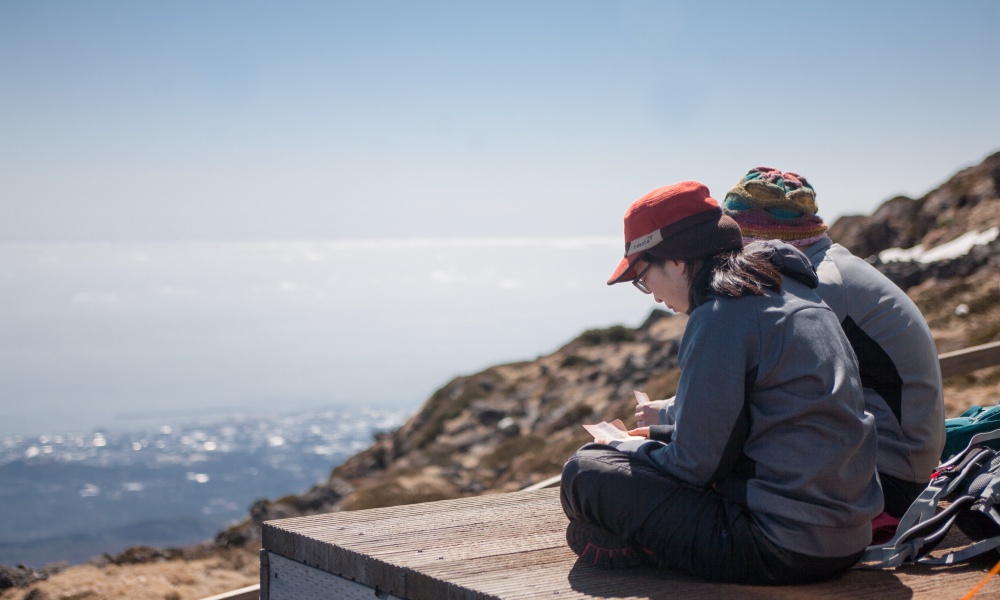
xmin=607 ymin=253 xmax=643 ymax=286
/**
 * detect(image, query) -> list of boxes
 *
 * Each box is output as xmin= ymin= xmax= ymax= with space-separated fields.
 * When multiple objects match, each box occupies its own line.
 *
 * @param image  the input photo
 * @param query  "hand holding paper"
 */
xmin=635 ymin=391 xmax=676 ymax=428
xmin=583 ymin=418 xmax=646 ymax=442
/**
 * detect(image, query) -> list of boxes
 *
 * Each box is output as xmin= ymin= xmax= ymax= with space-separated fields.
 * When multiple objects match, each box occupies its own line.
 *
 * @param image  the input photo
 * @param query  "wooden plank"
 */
xmin=263 ymin=490 xmax=566 ymax=598
xmin=939 ymin=340 xmax=1000 ymax=379
xmin=263 ymin=488 xmax=1000 ymax=600
xmin=259 ymin=549 xmax=268 ymax=600
xmin=199 ymin=584 xmax=260 ymax=600
xmin=265 ymin=552 xmax=404 ymax=600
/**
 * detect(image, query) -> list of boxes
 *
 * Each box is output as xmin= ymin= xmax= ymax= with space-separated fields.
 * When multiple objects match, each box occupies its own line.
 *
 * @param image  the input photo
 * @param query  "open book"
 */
xmin=582 ymin=391 xmax=650 ymax=442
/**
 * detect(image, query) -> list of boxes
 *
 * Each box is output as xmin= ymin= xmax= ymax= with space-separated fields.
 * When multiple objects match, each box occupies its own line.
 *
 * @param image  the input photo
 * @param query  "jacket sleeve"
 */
xmin=611 ymin=299 xmax=756 ymax=486
xmin=657 ymin=398 xmax=677 ymax=425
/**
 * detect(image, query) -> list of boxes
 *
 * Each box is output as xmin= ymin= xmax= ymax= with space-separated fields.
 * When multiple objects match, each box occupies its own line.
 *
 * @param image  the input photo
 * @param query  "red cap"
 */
xmin=607 ymin=181 xmax=743 ymax=285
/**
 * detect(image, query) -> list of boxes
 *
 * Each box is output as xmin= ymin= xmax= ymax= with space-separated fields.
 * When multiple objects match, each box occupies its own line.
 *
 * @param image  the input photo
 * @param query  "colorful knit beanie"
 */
xmin=607 ymin=181 xmax=743 ymax=285
xmin=722 ymin=167 xmax=828 ymax=247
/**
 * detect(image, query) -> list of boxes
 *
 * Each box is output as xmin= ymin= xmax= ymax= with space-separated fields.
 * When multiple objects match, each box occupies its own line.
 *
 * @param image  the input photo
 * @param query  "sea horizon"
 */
xmin=1 ymin=236 xmax=655 ymax=439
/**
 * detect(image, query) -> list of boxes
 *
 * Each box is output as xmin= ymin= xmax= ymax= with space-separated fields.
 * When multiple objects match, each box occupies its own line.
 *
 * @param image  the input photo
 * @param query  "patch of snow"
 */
xmin=879 ymin=227 xmax=999 ymax=264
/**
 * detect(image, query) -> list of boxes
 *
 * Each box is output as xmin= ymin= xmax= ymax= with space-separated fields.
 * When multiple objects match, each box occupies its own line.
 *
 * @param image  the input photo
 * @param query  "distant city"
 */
xmin=0 ymin=405 xmax=408 ymax=567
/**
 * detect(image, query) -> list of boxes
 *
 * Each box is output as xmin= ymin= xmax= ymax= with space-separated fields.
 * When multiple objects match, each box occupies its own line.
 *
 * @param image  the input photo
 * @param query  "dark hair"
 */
xmin=646 ymin=245 xmax=782 ymax=312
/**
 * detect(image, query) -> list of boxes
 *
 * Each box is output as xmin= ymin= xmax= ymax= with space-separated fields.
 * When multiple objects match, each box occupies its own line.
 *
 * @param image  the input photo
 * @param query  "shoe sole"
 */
xmin=566 ymin=520 xmax=654 ymax=570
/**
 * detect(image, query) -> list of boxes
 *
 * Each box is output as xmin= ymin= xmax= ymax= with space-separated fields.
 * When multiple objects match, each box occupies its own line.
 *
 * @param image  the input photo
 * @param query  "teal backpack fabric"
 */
xmin=942 ymin=403 xmax=1000 ymax=461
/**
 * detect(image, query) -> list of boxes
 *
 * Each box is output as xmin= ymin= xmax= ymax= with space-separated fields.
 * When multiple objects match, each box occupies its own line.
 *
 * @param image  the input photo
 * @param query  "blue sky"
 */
xmin=1 ymin=0 xmax=999 ymax=242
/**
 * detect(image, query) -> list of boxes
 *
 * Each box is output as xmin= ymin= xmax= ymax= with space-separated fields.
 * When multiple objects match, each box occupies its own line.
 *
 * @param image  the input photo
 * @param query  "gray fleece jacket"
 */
xmin=611 ymin=241 xmax=883 ymax=558
xmin=807 ymin=238 xmax=944 ymax=483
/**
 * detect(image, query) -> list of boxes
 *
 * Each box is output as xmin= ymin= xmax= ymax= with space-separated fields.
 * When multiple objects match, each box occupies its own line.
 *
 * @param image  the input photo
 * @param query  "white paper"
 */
xmin=583 ymin=420 xmax=645 ymax=441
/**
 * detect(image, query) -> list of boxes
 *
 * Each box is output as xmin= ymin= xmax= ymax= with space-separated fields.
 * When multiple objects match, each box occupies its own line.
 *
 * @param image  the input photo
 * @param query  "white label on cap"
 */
xmin=627 ymin=230 xmax=663 ymax=256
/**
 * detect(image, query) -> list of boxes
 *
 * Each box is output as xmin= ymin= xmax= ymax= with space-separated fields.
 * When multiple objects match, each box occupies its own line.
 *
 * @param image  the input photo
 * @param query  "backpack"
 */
xmin=859 ymin=429 xmax=1000 ymax=568
xmin=942 ymin=403 xmax=1000 ymax=461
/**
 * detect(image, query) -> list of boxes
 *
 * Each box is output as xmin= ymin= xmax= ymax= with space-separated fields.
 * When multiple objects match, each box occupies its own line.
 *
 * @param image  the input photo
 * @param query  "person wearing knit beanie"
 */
xmin=721 ymin=166 xmax=945 ymax=524
xmin=560 ymin=180 xmax=882 ymax=584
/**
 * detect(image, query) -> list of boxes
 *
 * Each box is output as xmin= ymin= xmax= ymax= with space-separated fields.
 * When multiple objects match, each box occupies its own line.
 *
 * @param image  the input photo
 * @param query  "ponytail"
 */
xmin=685 ymin=246 xmax=782 ymax=310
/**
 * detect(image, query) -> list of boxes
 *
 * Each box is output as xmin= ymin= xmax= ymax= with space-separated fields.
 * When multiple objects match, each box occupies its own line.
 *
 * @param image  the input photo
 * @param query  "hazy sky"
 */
xmin=1 ymin=0 xmax=999 ymax=242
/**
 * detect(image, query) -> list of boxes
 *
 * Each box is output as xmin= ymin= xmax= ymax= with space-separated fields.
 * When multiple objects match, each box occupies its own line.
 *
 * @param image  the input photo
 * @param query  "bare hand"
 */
xmin=627 ymin=427 xmax=650 ymax=438
xmin=635 ymin=398 xmax=674 ymax=427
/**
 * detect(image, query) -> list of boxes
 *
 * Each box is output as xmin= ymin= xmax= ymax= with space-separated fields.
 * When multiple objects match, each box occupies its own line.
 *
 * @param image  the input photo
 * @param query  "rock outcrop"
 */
xmin=828 ymin=151 xmax=1000 ymax=263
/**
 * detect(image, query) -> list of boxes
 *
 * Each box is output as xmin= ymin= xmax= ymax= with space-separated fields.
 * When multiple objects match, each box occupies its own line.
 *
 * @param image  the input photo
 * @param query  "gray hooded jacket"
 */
xmin=612 ymin=241 xmax=883 ymax=558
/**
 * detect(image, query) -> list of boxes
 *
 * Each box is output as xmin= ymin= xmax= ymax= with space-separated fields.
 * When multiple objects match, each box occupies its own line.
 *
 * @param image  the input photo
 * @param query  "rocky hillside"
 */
xmin=5 ymin=151 xmax=1000 ymax=598
xmin=217 ymin=150 xmax=1000 ymax=549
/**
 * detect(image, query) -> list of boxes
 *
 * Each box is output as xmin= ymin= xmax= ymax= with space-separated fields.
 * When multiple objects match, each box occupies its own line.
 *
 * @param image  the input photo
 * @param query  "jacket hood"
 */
xmin=746 ymin=239 xmax=819 ymax=289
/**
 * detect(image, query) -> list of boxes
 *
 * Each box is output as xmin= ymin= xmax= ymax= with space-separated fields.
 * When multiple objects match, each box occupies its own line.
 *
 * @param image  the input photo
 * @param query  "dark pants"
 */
xmin=880 ymin=472 xmax=928 ymax=519
xmin=560 ymin=444 xmax=862 ymax=585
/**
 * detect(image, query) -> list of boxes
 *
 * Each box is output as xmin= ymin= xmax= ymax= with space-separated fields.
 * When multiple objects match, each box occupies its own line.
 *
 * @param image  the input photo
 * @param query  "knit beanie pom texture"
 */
xmin=722 ymin=167 xmax=828 ymax=246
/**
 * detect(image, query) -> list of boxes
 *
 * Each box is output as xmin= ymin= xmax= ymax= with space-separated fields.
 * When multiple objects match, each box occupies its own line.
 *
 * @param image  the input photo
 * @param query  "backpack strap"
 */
xmin=858 ymin=437 xmax=1000 ymax=569
xmin=900 ymin=445 xmax=993 ymax=531
xmin=918 ymin=464 xmax=1000 ymax=565
xmin=858 ymin=494 xmax=974 ymax=567
xmin=919 ymin=536 xmax=1000 ymax=565
xmin=960 ymin=429 xmax=1000 ymax=459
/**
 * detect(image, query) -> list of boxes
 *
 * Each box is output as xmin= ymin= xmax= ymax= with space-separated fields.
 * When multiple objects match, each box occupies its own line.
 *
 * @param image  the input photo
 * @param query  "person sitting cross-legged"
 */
xmin=561 ymin=181 xmax=883 ymax=585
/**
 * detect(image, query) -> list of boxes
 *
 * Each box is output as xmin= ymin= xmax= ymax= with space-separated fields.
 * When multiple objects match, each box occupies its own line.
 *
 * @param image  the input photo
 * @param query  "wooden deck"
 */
xmin=261 ymin=487 xmax=1000 ymax=599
